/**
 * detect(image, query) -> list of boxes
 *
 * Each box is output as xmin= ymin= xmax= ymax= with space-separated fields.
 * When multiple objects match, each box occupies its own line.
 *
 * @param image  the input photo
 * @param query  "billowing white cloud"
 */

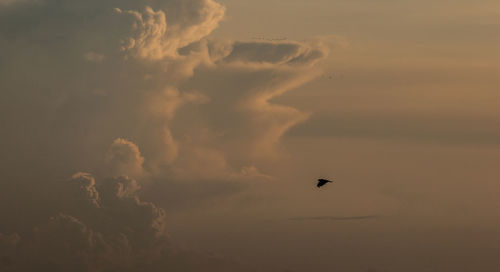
xmin=0 ymin=0 xmax=328 ymax=270
xmin=0 ymin=0 xmax=328 ymax=182
xmin=177 ymin=39 xmax=328 ymax=159
xmin=117 ymin=3 xmax=224 ymax=60
xmin=106 ymin=138 xmax=145 ymax=178
xmin=68 ymin=172 xmax=101 ymax=208
xmin=0 ymin=0 xmax=38 ymax=6
xmin=0 ymin=173 xmax=252 ymax=271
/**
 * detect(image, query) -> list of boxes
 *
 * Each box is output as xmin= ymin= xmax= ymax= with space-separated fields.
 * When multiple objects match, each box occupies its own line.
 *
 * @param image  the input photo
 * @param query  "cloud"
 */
xmin=0 ymin=0 xmax=38 ymax=6
xmin=106 ymin=138 xmax=145 ymax=178
xmin=0 ymin=173 xmax=252 ymax=271
xmin=67 ymin=172 xmax=101 ymax=208
xmin=55 ymin=173 xmax=165 ymax=240
xmin=287 ymin=111 xmax=500 ymax=145
xmin=117 ymin=3 xmax=225 ymax=60
xmin=0 ymin=0 xmax=328 ymax=270
xmin=288 ymin=215 xmax=379 ymax=221
xmin=240 ymin=166 xmax=273 ymax=180
xmin=223 ymin=41 xmax=327 ymax=65
xmin=84 ymin=51 xmax=105 ymax=62
xmin=178 ymin=40 xmax=328 ymax=159
xmin=0 ymin=0 xmax=328 ymax=182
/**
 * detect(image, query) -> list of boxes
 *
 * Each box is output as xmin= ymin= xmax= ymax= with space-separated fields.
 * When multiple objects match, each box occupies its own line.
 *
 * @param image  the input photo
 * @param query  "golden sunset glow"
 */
xmin=1 ymin=0 xmax=499 ymax=271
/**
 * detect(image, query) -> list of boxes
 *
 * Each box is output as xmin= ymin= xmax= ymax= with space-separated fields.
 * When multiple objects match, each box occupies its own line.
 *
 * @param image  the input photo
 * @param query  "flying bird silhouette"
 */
xmin=317 ymin=178 xmax=333 ymax=188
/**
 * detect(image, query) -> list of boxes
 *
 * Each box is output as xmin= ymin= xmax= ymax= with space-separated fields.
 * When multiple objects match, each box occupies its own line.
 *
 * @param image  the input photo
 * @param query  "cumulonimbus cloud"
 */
xmin=106 ymin=138 xmax=146 ymax=178
xmin=0 ymin=0 xmax=329 ymax=181
xmin=0 ymin=173 xmax=252 ymax=271
xmin=116 ymin=2 xmax=224 ymax=60
xmin=0 ymin=0 xmax=330 ymax=270
xmin=288 ymin=215 xmax=379 ymax=221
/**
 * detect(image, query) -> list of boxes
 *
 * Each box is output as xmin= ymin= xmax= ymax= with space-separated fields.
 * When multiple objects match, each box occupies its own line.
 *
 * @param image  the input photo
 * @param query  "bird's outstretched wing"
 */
xmin=317 ymin=178 xmax=333 ymax=187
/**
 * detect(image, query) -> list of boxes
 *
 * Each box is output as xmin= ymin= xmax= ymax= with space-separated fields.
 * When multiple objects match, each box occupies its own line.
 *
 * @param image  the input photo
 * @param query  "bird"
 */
xmin=317 ymin=178 xmax=333 ymax=188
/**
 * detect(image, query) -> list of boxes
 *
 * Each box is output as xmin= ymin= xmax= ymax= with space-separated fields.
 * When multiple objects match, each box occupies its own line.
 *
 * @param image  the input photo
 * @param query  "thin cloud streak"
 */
xmin=288 ymin=215 xmax=379 ymax=221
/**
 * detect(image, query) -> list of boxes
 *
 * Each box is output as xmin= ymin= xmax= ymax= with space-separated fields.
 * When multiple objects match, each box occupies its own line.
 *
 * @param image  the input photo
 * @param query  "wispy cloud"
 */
xmin=288 ymin=215 xmax=379 ymax=221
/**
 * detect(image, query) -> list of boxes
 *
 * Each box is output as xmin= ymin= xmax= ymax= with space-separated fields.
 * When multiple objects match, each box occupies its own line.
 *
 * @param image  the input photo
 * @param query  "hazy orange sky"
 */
xmin=1 ymin=0 xmax=500 ymax=271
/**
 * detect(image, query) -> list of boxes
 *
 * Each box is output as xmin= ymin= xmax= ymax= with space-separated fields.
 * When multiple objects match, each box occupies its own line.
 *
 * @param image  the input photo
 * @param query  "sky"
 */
xmin=1 ymin=0 xmax=500 ymax=271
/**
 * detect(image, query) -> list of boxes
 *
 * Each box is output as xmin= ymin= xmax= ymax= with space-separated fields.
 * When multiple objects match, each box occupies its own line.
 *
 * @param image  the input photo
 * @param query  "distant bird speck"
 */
xmin=317 ymin=178 xmax=333 ymax=188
